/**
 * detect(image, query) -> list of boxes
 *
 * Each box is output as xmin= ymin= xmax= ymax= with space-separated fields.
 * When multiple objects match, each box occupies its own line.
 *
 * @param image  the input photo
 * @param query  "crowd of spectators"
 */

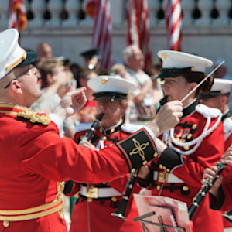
xmin=31 ymin=42 xmax=164 ymax=140
xmin=32 ymin=42 xmax=232 ymax=138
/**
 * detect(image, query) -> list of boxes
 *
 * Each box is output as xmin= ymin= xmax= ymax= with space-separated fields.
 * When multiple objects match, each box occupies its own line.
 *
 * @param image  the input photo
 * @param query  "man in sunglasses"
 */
xmin=0 ymin=29 xmax=183 ymax=232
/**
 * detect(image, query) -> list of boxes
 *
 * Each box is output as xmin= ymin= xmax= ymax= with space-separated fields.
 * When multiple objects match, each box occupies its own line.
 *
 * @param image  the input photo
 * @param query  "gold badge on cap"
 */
xmin=101 ymin=76 xmax=108 ymax=84
xmin=191 ymin=67 xmax=195 ymax=71
xmin=161 ymin=52 xmax=167 ymax=59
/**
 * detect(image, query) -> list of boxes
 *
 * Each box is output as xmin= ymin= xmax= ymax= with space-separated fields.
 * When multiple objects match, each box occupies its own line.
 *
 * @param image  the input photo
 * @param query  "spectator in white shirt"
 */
xmin=123 ymin=45 xmax=153 ymax=124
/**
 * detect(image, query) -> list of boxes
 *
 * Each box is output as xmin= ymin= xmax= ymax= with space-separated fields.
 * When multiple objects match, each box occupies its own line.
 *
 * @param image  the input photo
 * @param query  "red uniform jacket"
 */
xmin=0 ymin=104 xmax=157 ymax=232
xmin=147 ymin=101 xmax=225 ymax=232
xmin=220 ymin=110 xmax=232 ymax=229
xmin=68 ymin=123 xmax=145 ymax=232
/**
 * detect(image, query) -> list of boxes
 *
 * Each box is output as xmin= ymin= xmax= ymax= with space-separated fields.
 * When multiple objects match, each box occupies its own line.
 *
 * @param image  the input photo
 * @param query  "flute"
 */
xmin=63 ymin=113 xmax=104 ymax=195
xmin=188 ymin=161 xmax=226 ymax=220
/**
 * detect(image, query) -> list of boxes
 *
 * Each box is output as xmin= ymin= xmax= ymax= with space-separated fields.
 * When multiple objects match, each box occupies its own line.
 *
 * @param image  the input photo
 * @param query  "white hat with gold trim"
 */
xmin=87 ymin=75 xmax=136 ymax=101
xmin=157 ymin=50 xmax=213 ymax=78
xmin=0 ymin=29 xmax=37 ymax=80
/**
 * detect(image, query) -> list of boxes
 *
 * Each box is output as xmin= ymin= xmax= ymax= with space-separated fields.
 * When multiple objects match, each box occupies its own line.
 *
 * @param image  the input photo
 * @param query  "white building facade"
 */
xmin=0 ymin=0 xmax=232 ymax=73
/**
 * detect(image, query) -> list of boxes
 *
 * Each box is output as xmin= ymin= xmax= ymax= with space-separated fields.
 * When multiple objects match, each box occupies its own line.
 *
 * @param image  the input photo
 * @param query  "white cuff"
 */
xmin=143 ymin=126 xmax=156 ymax=144
xmin=49 ymin=113 xmax=64 ymax=137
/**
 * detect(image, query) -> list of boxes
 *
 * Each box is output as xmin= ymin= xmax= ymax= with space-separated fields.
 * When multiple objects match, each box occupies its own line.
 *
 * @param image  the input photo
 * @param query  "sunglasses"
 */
xmin=4 ymin=65 xmax=36 ymax=89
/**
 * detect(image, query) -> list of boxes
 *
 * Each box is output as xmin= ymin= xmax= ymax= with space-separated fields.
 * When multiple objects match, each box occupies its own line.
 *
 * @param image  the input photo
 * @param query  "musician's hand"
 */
xmin=147 ymin=101 xmax=183 ymax=136
xmin=52 ymin=87 xmax=87 ymax=121
xmin=138 ymin=166 xmax=150 ymax=179
xmin=80 ymin=141 xmax=96 ymax=150
xmin=202 ymin=166 xmax=223 ymax=198
xmin=221 ymin=148 xmax=232 ymax=166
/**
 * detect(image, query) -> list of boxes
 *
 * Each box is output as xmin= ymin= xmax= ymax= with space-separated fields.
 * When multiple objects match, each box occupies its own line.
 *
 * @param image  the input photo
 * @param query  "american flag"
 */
xmin=127 ymin=0 xmax=152 ymax=70
xmin=166 ymin=0 xmax=182 ymax=51
xmin=9 ymin=0 xmax=27 ymax=32
xmin=92 ymin=0 xmax=112 ymax=70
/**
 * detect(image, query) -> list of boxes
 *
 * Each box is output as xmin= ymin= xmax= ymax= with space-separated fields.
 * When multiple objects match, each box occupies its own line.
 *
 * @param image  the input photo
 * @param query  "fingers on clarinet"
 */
xmin=204 ymin=173 xmax=212 ymax=180
xmin=222 ymin=159 xmax=232 ymax=166
xmin=210 ymin=166 xmax=217 ymax=172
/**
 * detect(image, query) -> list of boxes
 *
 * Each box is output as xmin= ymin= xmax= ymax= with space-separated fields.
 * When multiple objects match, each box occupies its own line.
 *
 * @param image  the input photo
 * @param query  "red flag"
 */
xmin=9 ymin=0 xmax=27 ymax=32
xmin=92 ymin=0 xmax=111 ymax=70
xmin=166 ymin=0 xmax=182 ymax=51
xmin=127 ymin=0 xmax=152 ymax=70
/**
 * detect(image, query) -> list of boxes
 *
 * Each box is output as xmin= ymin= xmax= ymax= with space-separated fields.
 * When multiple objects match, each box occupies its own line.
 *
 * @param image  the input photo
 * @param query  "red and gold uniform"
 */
xmin=67 ymin=123 xmax=146 ymax=232
xmin=218 ymin=110 xmax=232 ymax=231
xmin=146 ymin=100 xmax=225 ymax=232
xmin=0 ymin=103 xmax=157 ymax=232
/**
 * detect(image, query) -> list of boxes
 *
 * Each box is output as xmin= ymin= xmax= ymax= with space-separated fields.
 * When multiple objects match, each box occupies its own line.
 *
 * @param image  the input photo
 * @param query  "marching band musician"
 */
xmin=65 ymin=75 xmax=150 ymax=232
xmin=201 ymin=78 xmax=232 ymax=231
xmin=202 ymin=148 xmax=232 ymax=220
xmin=143 ymin=50 xmax=225 ymax=232
xmin=0 ymin=29 xmax=183 ymax=232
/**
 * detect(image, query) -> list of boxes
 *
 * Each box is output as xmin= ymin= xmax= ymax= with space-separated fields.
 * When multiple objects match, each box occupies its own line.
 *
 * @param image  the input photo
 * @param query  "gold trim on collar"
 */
xmin=0 ymin=104 xmax=51 ymax=125
xmin=0 ymin=111 xmax=18 ymax=116
xmin=5 ymin=50 xmax=27 ymax=71
xmin=0 ymin=103 xmax=25 ymax=110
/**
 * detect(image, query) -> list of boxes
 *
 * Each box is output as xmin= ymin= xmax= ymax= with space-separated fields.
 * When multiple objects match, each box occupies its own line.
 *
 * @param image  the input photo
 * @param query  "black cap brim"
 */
xmin=93 ymin=92 xmax=127 ymax=101
xmin=200 ymin=92 xmax=221 ymax=100
xmin=157 ymin=72 xmax=180 ymax=78
xmin=16 ymin=51 xmax=38 ymax=68
xmin=157 ymin=67 xmax=199 ymax=79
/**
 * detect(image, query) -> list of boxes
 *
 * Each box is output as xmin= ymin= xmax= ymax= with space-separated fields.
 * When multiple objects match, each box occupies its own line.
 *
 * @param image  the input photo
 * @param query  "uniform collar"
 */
xmin=0 ymin=102 xmax=50 ymax=125
xmin=221 ymin=109 xmax=232 ymax=122
xmin=182 ymin=99 xmax=198 ymax=118
xmin=0 ymin=102 xmax=28 ymax=116
xmin=100 ymin=120 xmax=123 ymax=135
xmin=158 ymin=97 xmax=198 ymax=118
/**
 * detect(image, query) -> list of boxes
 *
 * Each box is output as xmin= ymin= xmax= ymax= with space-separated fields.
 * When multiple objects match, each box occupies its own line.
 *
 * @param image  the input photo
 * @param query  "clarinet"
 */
xmin=79 ymin=113 xmax=104 ymax=143
xmin=63 ymin=113 xmax=104 ymax=195
xmin=223 ymin=209 xmax=232 ymax=224
xmin=111 ymin=172 xmax=137 ymax=220
xmin=188 ymin=161 xmax=226 ymax=220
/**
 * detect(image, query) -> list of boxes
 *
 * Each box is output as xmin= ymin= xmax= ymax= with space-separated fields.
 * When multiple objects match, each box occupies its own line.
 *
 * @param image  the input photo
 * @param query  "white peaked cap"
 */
xmin=0 ymin=29 xmax=37 ymax=80
xmin=87 ymin=75 xmax=136 ymax=101
xmin=157 ymin=50 xmax=213 ymax=77
xmin=211 ymin=78 xmax=232 ymax=94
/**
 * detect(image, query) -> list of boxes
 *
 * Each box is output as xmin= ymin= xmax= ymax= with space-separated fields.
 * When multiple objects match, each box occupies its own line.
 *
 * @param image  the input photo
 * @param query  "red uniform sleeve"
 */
xmin=216 ymin=167 xmax=232 ymax=211
xmin=20 ymin=130 xmax=129 ymax=183
xmin=20 ymin=124 xmax=157 ymax=184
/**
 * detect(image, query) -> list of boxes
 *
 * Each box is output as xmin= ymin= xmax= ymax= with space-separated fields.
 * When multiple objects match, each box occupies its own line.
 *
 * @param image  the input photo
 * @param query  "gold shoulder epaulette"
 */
xmin=17 ymin=108 xmax=51 ymax=125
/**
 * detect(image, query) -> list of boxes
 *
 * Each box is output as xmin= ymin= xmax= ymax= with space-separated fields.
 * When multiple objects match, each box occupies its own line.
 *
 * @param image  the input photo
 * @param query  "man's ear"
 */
xmin=220 ymin=95 xmax=228 ymax=106
xmin=190 ymin=82 xmax=197 ymax=91
xmin=10 ymin=80 xmax=22 ymax=94
xmin=121 ymin=100 xmax=128 ymax=112
xmin=46 ymin=74 xmax=54 ymax=85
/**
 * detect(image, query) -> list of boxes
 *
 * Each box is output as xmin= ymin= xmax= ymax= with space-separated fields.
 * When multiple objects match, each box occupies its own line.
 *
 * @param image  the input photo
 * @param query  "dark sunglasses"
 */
xmin=4 ymin=65 xmax=35 ymax=89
